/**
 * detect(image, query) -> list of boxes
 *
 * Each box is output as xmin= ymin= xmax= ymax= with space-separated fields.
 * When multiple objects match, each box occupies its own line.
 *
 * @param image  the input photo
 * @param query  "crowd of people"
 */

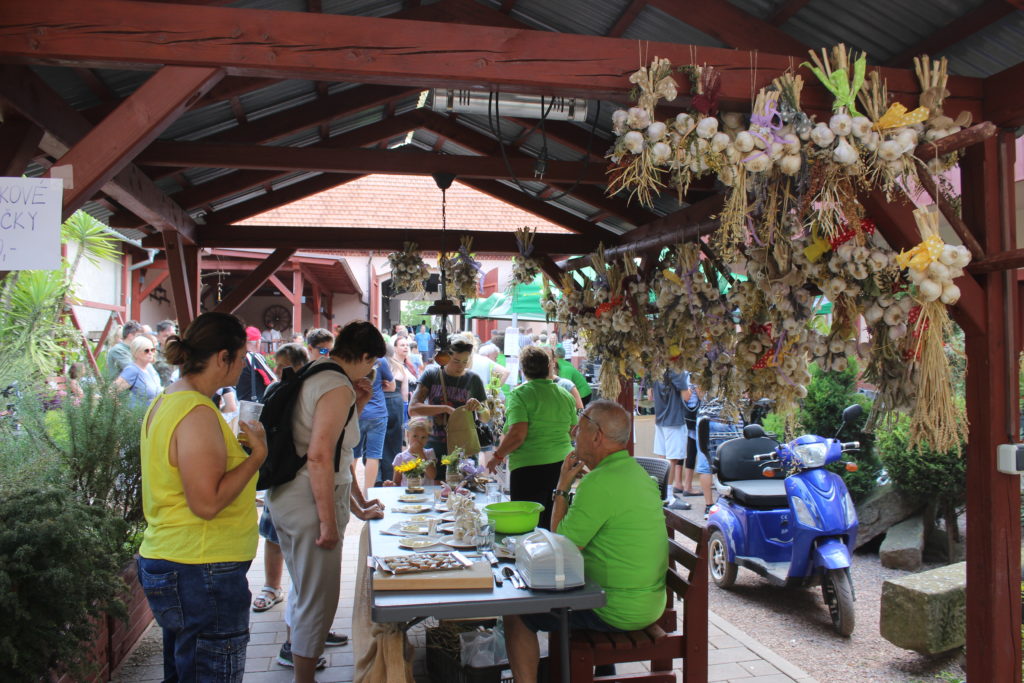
xmin=120 ymin=313 xmax=675 ymax=682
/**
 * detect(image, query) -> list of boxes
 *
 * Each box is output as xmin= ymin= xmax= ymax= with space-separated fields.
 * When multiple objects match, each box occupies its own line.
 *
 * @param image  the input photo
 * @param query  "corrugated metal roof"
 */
xmin=623 ymin=5 xmax=728 ymax=49
xmin=30 ymin=66 xmax=100 ymax=111
xmin=941 ymin=10 xmax=1024 ymax=78
xmin=502 ymin=0 xmax=624 ymax=36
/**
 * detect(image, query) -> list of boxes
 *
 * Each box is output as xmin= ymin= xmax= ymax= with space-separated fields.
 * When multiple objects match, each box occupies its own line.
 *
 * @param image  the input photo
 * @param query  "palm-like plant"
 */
xmin=0 ymin=211 xmax=121 ymax=385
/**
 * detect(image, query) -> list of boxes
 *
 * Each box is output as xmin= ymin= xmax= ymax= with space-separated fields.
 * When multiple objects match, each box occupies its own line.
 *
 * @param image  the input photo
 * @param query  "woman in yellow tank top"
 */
xmin=137 ymin=312 xmax=268 ymax=682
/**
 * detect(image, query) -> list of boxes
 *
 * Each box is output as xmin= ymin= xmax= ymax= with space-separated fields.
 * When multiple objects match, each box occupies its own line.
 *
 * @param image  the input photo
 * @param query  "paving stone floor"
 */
xmin=114 ymin=514 xmax=815 ymax=683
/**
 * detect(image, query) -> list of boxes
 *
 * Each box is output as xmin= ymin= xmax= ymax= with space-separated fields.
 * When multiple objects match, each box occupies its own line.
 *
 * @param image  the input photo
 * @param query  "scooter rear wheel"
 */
xmin=708 ymin=530 xmax=737 ymax=588
xmin=822 ymin=568 xmax=855 ymax=637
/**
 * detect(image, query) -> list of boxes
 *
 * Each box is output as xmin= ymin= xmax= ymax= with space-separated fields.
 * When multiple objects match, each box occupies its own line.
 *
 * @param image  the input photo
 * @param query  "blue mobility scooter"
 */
xmin=700 ymin=405 xmax=863 ymax=636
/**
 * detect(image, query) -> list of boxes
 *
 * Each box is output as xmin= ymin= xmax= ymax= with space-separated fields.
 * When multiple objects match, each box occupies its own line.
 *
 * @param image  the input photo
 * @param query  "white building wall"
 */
xmin=68 ymin=242 xmax=123 ymax=335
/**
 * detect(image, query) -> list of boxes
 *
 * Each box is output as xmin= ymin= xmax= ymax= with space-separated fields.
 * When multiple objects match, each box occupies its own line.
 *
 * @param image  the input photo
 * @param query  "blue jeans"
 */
xmin=381 ymin=392 xmax=406 ymax=483
xmin=355 ymin=415 xmax=387 ymax=466
xmin=137 ymin=557 xmax=252 ymax=682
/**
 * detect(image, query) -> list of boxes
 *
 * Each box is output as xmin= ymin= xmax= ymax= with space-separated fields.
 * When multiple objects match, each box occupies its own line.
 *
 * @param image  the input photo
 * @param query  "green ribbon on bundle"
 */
xmin=801 ymin=54 xmax=866 ymax=117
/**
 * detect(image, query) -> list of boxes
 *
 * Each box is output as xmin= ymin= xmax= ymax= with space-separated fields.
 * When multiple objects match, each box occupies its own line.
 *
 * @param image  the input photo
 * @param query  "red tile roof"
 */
xmin=235 ymin=174 xmax=572 ymax=233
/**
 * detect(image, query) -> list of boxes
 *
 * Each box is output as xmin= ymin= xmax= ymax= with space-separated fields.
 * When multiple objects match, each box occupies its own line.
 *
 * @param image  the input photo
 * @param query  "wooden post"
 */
xmin=292 ymin=270 xmax=303 ymax=337
xmin=130 ymin=267 xmax=142 ymax=321
xmin=961 ymin=134 xmax=1021 ymax=683
xmin=163 ymin=231 xmax=197 ymax=327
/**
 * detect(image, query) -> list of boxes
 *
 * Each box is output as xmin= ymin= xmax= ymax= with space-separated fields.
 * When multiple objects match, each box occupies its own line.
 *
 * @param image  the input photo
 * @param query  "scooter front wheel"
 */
xmin=822 ymin=568 xmax=855 ymax=637
xmin=708 ymin=530 xmax=737 ymax=588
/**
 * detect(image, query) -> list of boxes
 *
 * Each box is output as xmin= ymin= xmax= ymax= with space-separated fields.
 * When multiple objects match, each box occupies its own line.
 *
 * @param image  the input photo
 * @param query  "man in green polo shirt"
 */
xmin=503 ymin=399 xmax=668 ymax=683
xmin=555 ymin=345 xmax=592 ymax=406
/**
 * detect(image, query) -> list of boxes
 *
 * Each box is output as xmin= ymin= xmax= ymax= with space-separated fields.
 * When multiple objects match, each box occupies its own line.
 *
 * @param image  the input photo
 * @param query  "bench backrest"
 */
xmin=662 ymin=509 xmax=709 ymax=639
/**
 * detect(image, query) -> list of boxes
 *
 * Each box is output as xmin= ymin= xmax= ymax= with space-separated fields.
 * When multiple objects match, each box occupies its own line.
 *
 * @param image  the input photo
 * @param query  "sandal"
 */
xmin=252 ymin=585 xmax=284 ymax=612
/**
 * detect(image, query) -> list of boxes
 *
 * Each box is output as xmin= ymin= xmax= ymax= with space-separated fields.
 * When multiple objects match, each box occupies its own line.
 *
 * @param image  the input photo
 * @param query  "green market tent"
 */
xmin=462 ymin=292 xmax=502 ymax=318
xmin=464 ymin=276 xmax=553 ymax=322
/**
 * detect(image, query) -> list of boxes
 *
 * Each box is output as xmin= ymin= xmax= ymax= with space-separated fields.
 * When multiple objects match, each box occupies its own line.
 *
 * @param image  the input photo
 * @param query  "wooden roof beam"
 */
xmin=0 ymin=1 xmax=983 ymax=119
xmin=984 ymin=60 xmax=1024 ymax=127
xmin=49 ymin=65 xmax=224 ymax=220
xmin=644 ymin=0 xmax=809 ymax=55
xmin=136 ymin=142 xmax=610 ymax=184
xmin=419 ymin=110 xmax=655 ymax=226
xmin=111 ymin=110 xmax=426 ymax=229
xmin=213 ymin=247 xmax=296 ymax=314
xmin=767 ymin=0 xmax=811 ymax=26
xmin=0 ymin=64 xmax=199 ymax=243
xmin=457 ymin=177 xmax=620 ymax=239
xmin=0 ymin=116 xmax=43 ymax=176
xmin=887 ymin=0 xmax=1019 ymax=67
xmin=192 ymin=224 xmax=602 ymax=254
xmin=607 ymin=0 xmax=646 ymax=38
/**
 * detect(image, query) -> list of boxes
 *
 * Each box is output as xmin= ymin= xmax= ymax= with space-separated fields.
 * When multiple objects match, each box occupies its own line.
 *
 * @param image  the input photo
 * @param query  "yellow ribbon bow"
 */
xmin=872 ymin=102 xmax=930 ymax=131
xmin=662 ymin=269 xmax=684 ymax=286
xmin=803 ymin=236 xmax=832 ymax=263
xmin=896 ymin=234 xmax=945 ymax=271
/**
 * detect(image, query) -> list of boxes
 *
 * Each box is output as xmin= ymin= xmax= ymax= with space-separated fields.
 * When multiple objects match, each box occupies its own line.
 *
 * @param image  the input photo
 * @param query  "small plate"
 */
xmin=440 ymin=513 xmax=457 ymax=522
xmin=394 ymin=505 xmax=432 ymax=514
xmin=398 ymin=536 xmax=442 ymax=550
xmin=407 ymin=514 xmax=437 ymax=522
xmin=398 ymin=495 xmax=428 ymax=503
xmin=437 ymin=522 xmax=457 ymax=534
xmin=399 ymin=522 xmax=431 ymax=534
xmin=441 ymin=537 xmax=478 ymax=549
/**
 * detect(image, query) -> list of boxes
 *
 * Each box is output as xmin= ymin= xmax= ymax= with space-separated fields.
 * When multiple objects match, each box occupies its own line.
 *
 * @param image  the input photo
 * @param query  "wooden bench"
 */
xmin=549 ymin=509 xmax=709 ymax=682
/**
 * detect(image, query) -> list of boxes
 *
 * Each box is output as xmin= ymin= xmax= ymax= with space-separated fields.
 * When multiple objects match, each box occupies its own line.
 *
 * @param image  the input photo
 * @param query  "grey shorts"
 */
xmin=258 ymin=505 xmax=279 ymax=545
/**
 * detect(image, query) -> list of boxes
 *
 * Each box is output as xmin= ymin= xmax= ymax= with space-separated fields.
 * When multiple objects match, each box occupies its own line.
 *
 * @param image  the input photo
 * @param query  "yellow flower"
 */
xmin=395 ymin=458 xmax=424 ymax=474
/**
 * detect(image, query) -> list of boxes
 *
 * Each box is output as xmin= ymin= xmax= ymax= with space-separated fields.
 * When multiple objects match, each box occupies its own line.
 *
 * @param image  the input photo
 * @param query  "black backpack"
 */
xmin=255 ymin=361 xmax=356 ymax=491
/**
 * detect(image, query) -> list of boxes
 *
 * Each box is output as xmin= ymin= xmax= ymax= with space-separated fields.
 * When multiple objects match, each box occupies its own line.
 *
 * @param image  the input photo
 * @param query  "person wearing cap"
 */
xmin=236 ymin=325 xmax=277 ymax=403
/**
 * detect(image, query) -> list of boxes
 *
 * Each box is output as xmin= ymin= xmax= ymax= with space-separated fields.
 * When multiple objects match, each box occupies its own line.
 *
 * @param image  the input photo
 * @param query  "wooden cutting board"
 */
xmin=373 ymin=560 xmax=493 ymax=591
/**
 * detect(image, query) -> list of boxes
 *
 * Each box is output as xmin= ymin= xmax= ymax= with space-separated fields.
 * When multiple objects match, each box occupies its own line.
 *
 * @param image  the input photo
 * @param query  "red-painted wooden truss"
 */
xmin=0 ymin=1 xmax=1020 ymax=681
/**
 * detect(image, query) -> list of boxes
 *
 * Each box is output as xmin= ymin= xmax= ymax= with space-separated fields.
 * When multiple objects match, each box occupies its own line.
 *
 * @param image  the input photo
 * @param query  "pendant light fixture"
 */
xmin=426 ymin=171 xmax=462 ymax=362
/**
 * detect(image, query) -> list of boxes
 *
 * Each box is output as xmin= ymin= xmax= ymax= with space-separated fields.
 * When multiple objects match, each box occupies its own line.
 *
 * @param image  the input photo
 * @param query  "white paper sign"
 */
xmin=0 ymin=177 xmax=63 ymax=270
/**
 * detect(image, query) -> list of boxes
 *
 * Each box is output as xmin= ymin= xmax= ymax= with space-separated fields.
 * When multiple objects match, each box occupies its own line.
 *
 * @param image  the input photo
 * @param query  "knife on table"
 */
xmin=484 ymin=550 xmax=499 ymax=567
xmin=492 ymin=567 xmax=504 ymax=586
xmin=450 ymin=550 xmax=473 ymax=568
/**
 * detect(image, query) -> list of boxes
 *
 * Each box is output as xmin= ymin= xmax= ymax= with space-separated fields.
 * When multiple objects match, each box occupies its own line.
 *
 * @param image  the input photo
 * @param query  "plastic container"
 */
xmin=483 ymin=501 xmax=544 ymax=534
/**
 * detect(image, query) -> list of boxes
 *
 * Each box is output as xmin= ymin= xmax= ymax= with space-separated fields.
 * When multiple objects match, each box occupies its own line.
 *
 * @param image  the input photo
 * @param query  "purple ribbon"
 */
xmin=457 ymin=244 xmax=482 ymax=273
xmin=742 ymin=100 xmax=786 ymax=163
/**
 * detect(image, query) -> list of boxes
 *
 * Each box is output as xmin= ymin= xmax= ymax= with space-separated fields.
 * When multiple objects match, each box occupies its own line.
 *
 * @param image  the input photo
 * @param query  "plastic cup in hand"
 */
xmin=237 ymin=400 xmax=263 ymax=436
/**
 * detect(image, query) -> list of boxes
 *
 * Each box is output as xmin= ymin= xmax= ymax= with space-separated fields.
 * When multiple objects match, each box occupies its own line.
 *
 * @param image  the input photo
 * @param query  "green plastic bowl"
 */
xmin=483 ymin=501 xmax=545 ymax=534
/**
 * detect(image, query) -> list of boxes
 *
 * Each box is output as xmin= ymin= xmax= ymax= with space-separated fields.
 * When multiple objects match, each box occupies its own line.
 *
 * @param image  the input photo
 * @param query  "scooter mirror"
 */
xmin=743 ymin=424 xmax=766 ymax=439
xmin=842 ymin=404 xmax=863 ymax=424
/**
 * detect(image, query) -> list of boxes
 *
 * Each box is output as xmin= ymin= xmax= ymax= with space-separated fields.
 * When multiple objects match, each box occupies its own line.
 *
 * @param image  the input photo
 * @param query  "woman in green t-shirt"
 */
xmin=488 ymin=346 xmax=578 ymax=529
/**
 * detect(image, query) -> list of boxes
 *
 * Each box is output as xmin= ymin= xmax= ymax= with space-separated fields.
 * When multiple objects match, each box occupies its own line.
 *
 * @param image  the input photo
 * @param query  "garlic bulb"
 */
xmin=890 ymin=323 xmax=908 ymax=340
xmin=810 ymin=124 xmax=835 ymax=148
xmin=925 ymin=128 xmax=948 ymax=142
xmin=711 ymin=132 xmax=731 ymax=153
xmin=927 ymin=261 xmax=950 ymax=281
xmin=744 ymin=154 xmax=772 ymax=173
xmin=918 ymin=278 xmax=942 ymax=302
xmin=836 ymin=243 xmax=855 ymax=261
xmin=940 ymin=282 xmax=961 ymax=305
xmin=782 ymin=133 xmax=801 ymax=154
xmin=734 ymin=131 xmax=755 ymax=153
xmin=719 ymin=165 xmax=736 ymax=186
xmin=674 ymin=113 xmax=694 ymax=132
xmin=907 ymin=267 xmax=926 ymax=285
xmin=646 ymin=121 xmax=667 ymax=141
xmin=769 ymin=142 xmax=785 ymax=160
xmin=832 ymin=138 xmax=858 ymax=166
xmin=865 ymin=304 xmax=884 ymax=324
xmin=696 ymin=117 xmax=719 ymax=139
xmin=832 ymin=357 xmax=848 ymax=372
xmin=939 ymin=244 xmax=959 ymax=266
xmin=952 ymin=245 xmax=972 ymax=268
xmin=829 ymin=113 xmax=853 ymax=137
xmin=868 ymin=250 xmax=889 ymax=271
xmin=651 ymin=141 xmax=672 ymax=164
xmin=779 ymin=154 xmax=802 ymax=176
xmin=883 ymin=305 xmax=904 ymax=326
xmin=865 ymin=131 xmax=880 ymax=152
xmin=623 ymin=131 xmax=644 ymax=154
xmin=895 ymin=129 xmax=918 ymax=152
xmin=851 ymin=116 xmax=872 ymax=138
xmin=878 ymin=140 xmax=902 ymax=162
xmin=627 ymin=107 xmax=650 ymax=129
xmin=724 ymin=144 xmax=742 ymax=164
xmin=612 ymin=109 xmax=629 ymax=133
xmin=720 ymin=112 xmax=744 ymax=130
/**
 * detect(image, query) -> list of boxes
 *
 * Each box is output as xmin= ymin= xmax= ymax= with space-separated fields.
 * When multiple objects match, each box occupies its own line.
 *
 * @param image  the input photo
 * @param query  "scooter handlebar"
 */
xmin=753 ymin=452 xmax=776 ymax=462
xmin=841 ymin=441 xmax=860 ymax=451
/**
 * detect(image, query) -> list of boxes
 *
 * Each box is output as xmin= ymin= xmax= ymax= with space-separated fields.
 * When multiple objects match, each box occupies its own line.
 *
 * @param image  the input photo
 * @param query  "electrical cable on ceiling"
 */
xmin=485 ymin=90 xmax=603 ymax=204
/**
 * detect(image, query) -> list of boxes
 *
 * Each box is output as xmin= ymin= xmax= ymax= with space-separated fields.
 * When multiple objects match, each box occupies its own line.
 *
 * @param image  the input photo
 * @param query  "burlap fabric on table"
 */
xmin=353 ymin=524 xmax=415 ymax=683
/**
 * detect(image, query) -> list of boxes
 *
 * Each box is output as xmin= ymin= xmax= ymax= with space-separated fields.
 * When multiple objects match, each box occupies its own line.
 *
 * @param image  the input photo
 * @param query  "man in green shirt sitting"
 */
xmin=555 ymin=345 xmax=592 ymax=406
xmin=503 ymin=400 xmax=668 ymax=683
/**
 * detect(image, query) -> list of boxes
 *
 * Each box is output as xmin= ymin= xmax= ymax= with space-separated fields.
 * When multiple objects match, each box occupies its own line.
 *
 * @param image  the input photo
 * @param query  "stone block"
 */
xmin=854 ymin=483 xmax=920 ymax=548
xmin=880 ymin=561 xmax=966 ymax=655
xmin=879 ymin=513 xmax=925 ymax=570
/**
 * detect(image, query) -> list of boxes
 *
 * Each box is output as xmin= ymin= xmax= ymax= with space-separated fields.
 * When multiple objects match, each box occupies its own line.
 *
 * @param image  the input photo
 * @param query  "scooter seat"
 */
xmin=726 ymin=479 xmax=788 ymax=508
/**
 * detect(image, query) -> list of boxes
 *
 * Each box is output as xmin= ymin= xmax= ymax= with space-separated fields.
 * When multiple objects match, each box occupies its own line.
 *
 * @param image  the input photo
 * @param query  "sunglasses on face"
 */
xmin=142 ymin=348 xmax=155 ymax=354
